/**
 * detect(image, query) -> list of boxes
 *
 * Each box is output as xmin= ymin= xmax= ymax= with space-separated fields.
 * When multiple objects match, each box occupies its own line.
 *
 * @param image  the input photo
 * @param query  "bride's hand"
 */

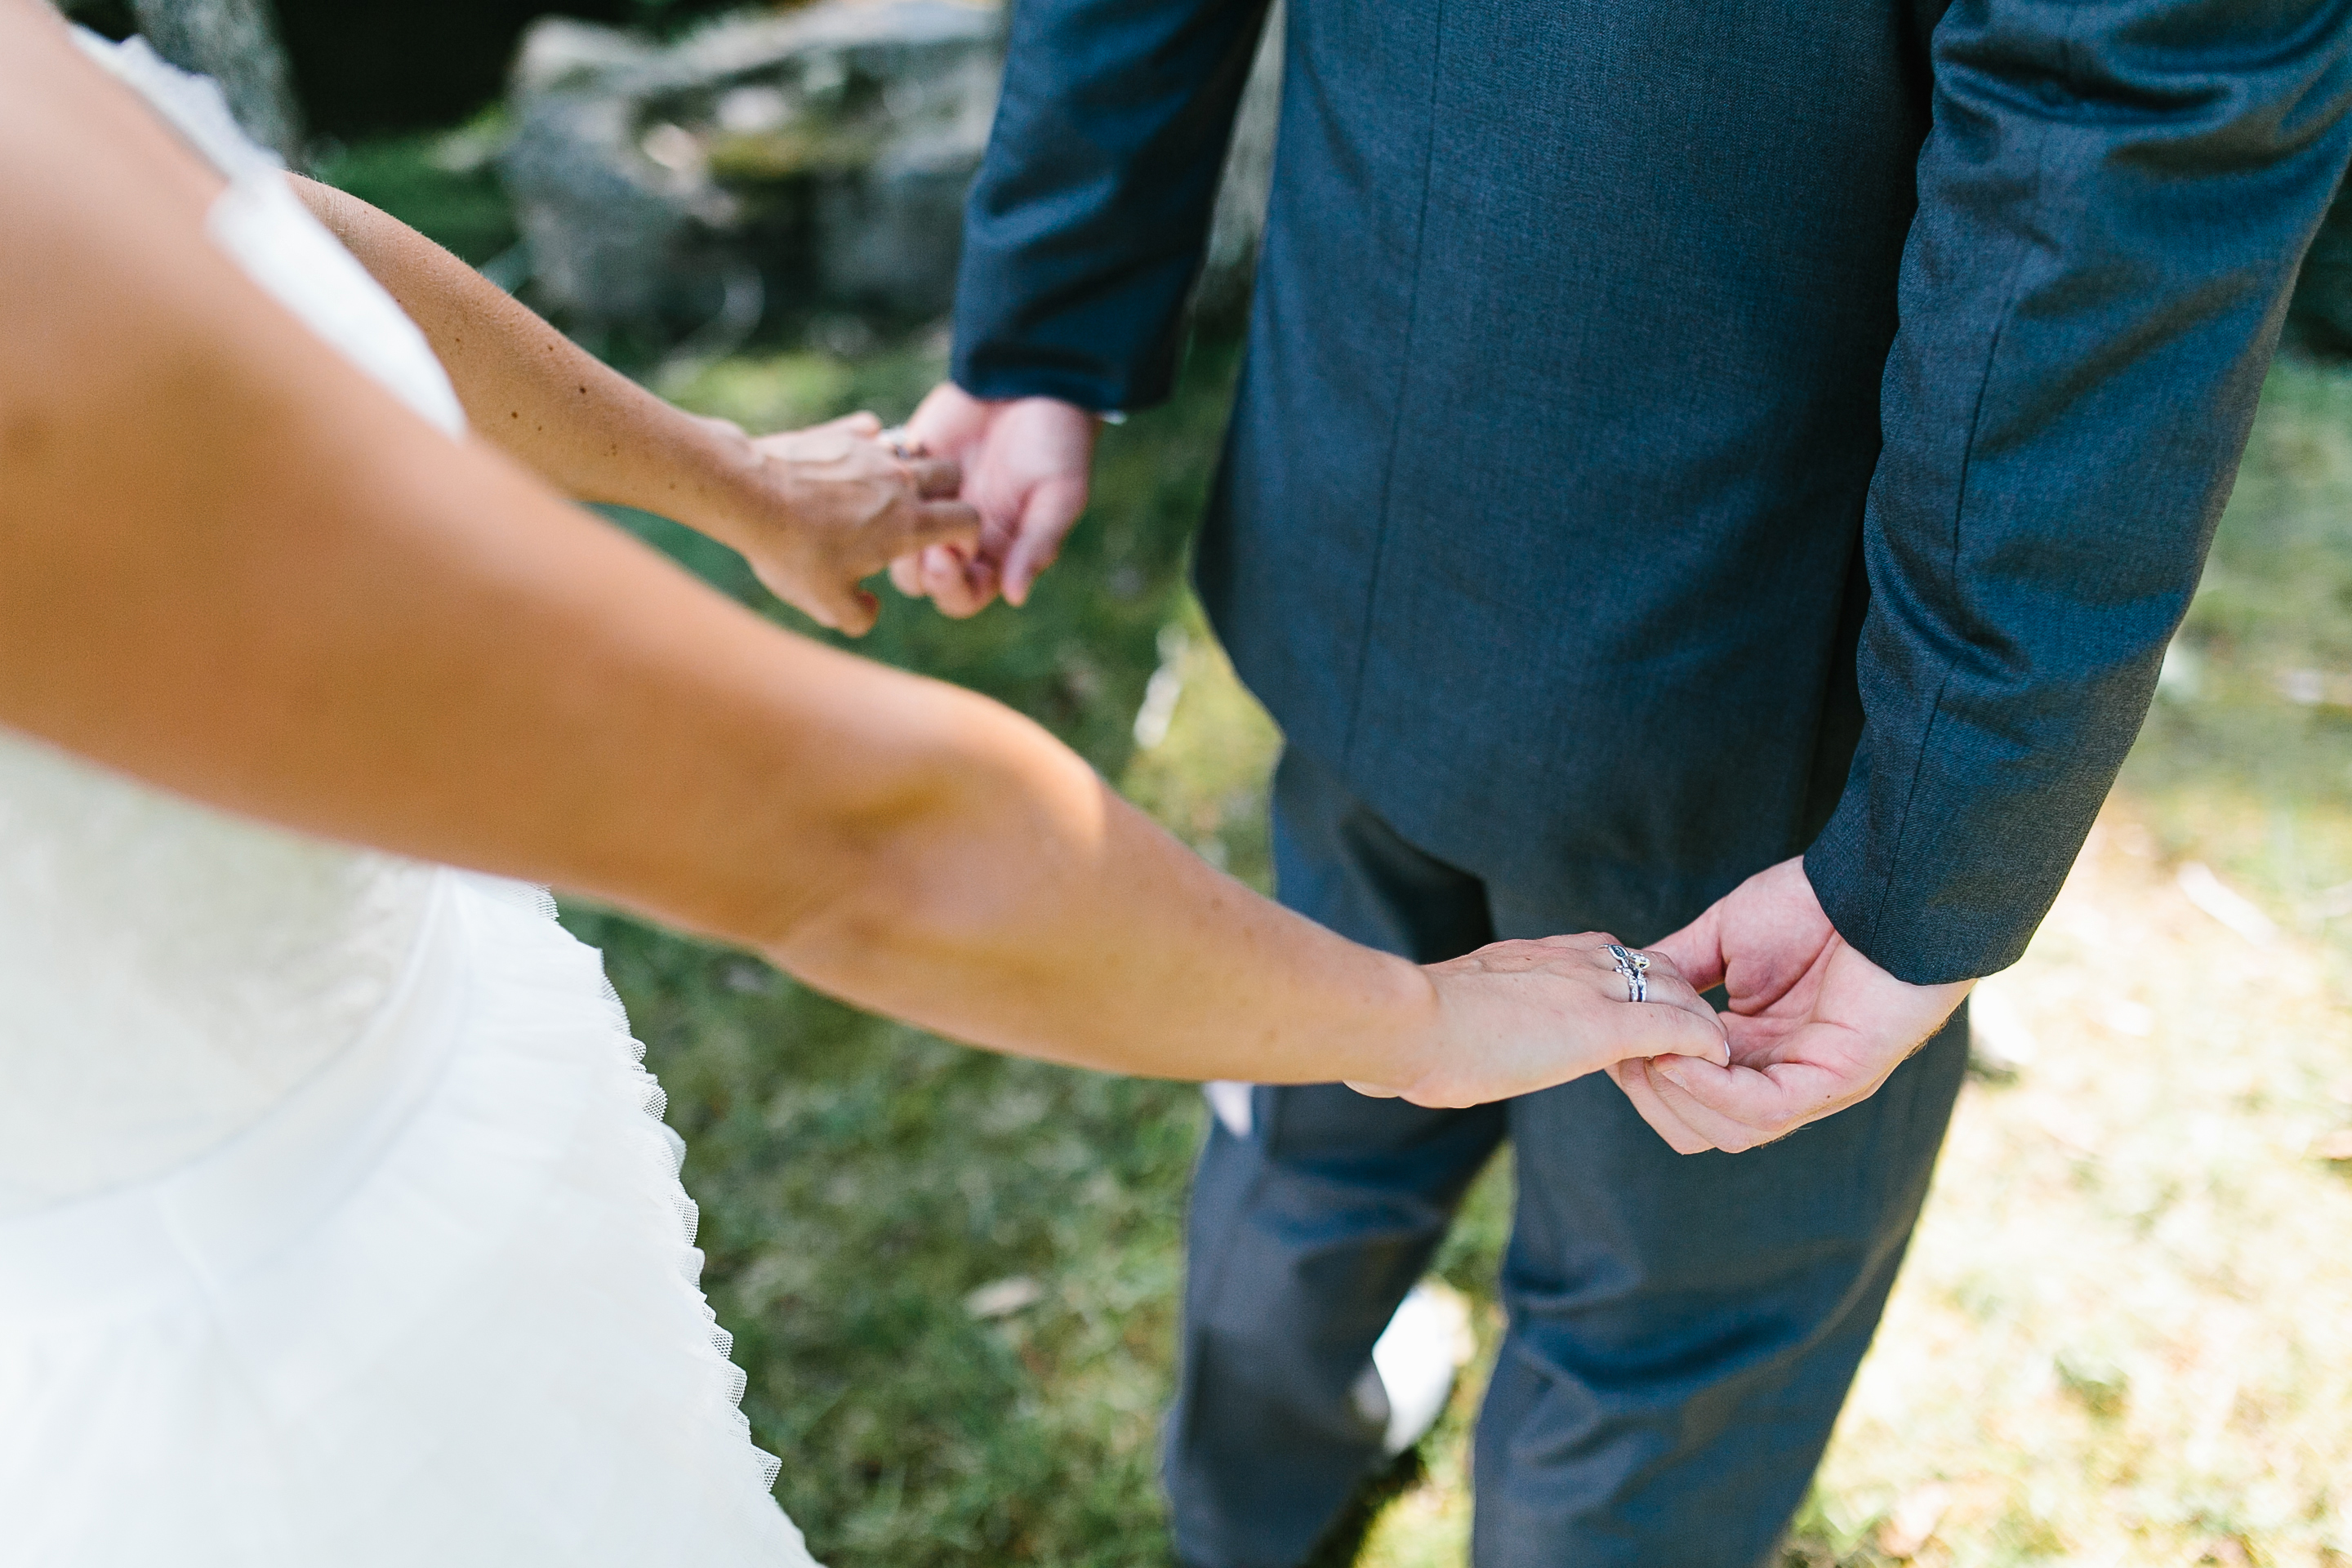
xmin=1348 ymin=934 xmax=1730 ymax=1107
xmin=708 ymin=412 xmax=982 ymax=635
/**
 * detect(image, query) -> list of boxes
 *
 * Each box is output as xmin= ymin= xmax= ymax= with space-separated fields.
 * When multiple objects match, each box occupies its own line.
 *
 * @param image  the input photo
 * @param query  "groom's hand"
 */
xmin=1611 ymin=857 xmax=1971 ymax=1154
xmin=890 ymin=384 xmax=1098 ymax=616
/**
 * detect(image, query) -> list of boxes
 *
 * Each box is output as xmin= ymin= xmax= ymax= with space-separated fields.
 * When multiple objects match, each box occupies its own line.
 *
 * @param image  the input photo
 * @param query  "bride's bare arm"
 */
xmin=0 ymin=1 xmax=1723 ymax=1103
xmin=288 ymin=174 xmax=976 ymax=634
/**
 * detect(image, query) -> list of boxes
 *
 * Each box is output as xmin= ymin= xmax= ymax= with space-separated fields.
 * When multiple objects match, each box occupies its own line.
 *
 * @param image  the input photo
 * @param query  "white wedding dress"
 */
xmin=0 ymin=36 xmax=817 ymax=1568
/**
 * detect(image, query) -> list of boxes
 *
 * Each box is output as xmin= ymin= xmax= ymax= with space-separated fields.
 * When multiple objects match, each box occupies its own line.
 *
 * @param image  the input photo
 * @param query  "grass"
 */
xmin=2121 ymin=359 xmax=2352 ymax=1000
xmin=1353 ymin=359 xmax=2352 ymax=1568
xmin=1351 ymin=359 xmax=2352 ymax=1568
xmin=327 ymin=129 xmax=2352 ymax=1561
xmin=558 ymin=331 xmax=1254 ymax=1565
xmin=310 ymin=114 xmax=519 ymax=268
xmin=558 ymin=341 xmax=2352 ymax=1568
xmin=1783 ymin=813 xmax=2352 ymax=1568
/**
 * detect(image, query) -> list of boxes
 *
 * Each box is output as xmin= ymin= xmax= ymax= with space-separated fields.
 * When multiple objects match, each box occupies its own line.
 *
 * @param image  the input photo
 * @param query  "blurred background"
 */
xmin=65 ymin=2 xmax=2352 ymax=1562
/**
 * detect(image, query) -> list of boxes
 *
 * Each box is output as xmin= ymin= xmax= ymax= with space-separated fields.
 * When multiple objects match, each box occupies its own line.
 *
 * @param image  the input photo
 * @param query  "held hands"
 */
xmin=889 ymin=385 xmax=1098 ymax=616
xmin=1348 ymin=934 xmax=1731 ymax=1107
xmin=706 ymin=412 xmax=979 ymax=636
xmin=1613 ymin=857 xmax=1972 ymax=1153
xmin=827 ymin=388 xmax=1954 ymax=1143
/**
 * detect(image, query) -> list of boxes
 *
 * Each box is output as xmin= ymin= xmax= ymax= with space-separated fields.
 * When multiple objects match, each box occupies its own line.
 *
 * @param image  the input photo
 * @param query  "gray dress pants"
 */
xmin=1164 ymin=750 xmax=1969 ymax=1568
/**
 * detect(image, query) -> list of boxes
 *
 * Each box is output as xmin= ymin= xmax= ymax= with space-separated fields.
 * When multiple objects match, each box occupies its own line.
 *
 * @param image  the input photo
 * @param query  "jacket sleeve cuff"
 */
xmin=1803 ymin=785 xmax=2043 ymax=990
xmin=945 ymin=356 xmax=1143 ymax=416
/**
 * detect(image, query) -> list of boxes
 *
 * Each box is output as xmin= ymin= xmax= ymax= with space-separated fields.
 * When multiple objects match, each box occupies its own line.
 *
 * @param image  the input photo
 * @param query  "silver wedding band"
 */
xmin=1607 ymin=942 xmax=1650 ymax=1004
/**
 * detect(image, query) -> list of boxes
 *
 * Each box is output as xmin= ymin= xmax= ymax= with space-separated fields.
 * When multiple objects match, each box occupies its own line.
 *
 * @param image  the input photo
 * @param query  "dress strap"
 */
xmin=69 ymin=27 xmax=470 ymax=436
xmin=71 ymin=29 xmax=282 ymax=183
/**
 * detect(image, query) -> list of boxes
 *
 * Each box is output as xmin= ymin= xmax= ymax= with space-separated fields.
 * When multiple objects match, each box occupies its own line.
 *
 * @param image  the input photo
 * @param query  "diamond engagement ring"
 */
xmin=1606 ymin=943 xmax=1650 ymax=1004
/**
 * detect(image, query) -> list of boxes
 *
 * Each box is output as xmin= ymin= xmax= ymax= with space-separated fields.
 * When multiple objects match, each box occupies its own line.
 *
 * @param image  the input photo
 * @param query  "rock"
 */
xmin=501 ymin=1 xmax=1004 ymax=335
xmin=501 ymin=0 xmax=1285 ymax=344
xmin=510 ymin=17 xmax=665 ymax=100
xmin=121 ymin=0 xmax=305 ymax=159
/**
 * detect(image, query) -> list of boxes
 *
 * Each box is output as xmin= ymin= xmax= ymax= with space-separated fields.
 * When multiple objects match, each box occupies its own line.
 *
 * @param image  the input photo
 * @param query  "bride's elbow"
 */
xmin=750 ymin=692 xmax=1100 ymax=980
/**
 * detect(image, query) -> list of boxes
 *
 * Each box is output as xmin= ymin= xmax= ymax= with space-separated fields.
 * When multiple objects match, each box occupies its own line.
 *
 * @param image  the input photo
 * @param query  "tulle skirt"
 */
xmin=0 ymin=871 xmax=816 ymax=1567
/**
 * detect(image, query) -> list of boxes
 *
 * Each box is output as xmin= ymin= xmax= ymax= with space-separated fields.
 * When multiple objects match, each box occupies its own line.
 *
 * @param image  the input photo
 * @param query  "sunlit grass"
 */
xmin=1787 ymin=815 xmax=2352 ymax=1567
xmin=2127 ymin=357 xmax=2352 ymax=1000
xmin=1358 ymin=359 xmax=2352 ymax=1568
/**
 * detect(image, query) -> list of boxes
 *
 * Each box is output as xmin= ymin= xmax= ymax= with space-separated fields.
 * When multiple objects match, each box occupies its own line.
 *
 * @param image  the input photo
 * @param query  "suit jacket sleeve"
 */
xmin=948 ymin=0 xmax=1274 ymax=412
xmin=1805 ymin=0 xmax=2352 ymax=986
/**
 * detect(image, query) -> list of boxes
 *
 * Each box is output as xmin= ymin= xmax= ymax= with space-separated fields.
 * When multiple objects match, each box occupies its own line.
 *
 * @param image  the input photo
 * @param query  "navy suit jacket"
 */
xmin=951 ymin=0 xmax=2352 ymax=983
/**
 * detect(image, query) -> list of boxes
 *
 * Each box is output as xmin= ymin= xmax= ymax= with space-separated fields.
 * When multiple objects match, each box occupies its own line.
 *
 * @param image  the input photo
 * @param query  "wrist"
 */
xmin=664 ymin=415 xmax=764 ymax=550
xmin=1351 ymin=954 xmax=1446 ymax=1095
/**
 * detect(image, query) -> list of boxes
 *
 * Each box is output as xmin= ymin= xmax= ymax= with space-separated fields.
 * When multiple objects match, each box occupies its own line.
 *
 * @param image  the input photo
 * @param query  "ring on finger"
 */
xmin=1606 ymin=942 xmax=1651 ymax=1004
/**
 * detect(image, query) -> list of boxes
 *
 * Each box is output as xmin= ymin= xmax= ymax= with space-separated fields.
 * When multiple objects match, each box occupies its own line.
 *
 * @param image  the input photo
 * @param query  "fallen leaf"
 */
xmin=2176 ymin=862 xmax=2281 ymax=947
xmin=964 ymin=1276 xmax=1046 ymax=1320
xmin=2310 ymin=1129 xmax=2352 ymax=1164
xmin=2274 ymin=666 xmax=2352 ymax=710
xmin=1877 ymin=1482 xmax=1953 ymax=1559
xmin=1967 ymin=987 xmax=2038 ymax=1080
xmin=2098 ymin=999 xmax=2154 ymax=1038
xmin=2034 ymin=1104 xmax=2102 ymax=1159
